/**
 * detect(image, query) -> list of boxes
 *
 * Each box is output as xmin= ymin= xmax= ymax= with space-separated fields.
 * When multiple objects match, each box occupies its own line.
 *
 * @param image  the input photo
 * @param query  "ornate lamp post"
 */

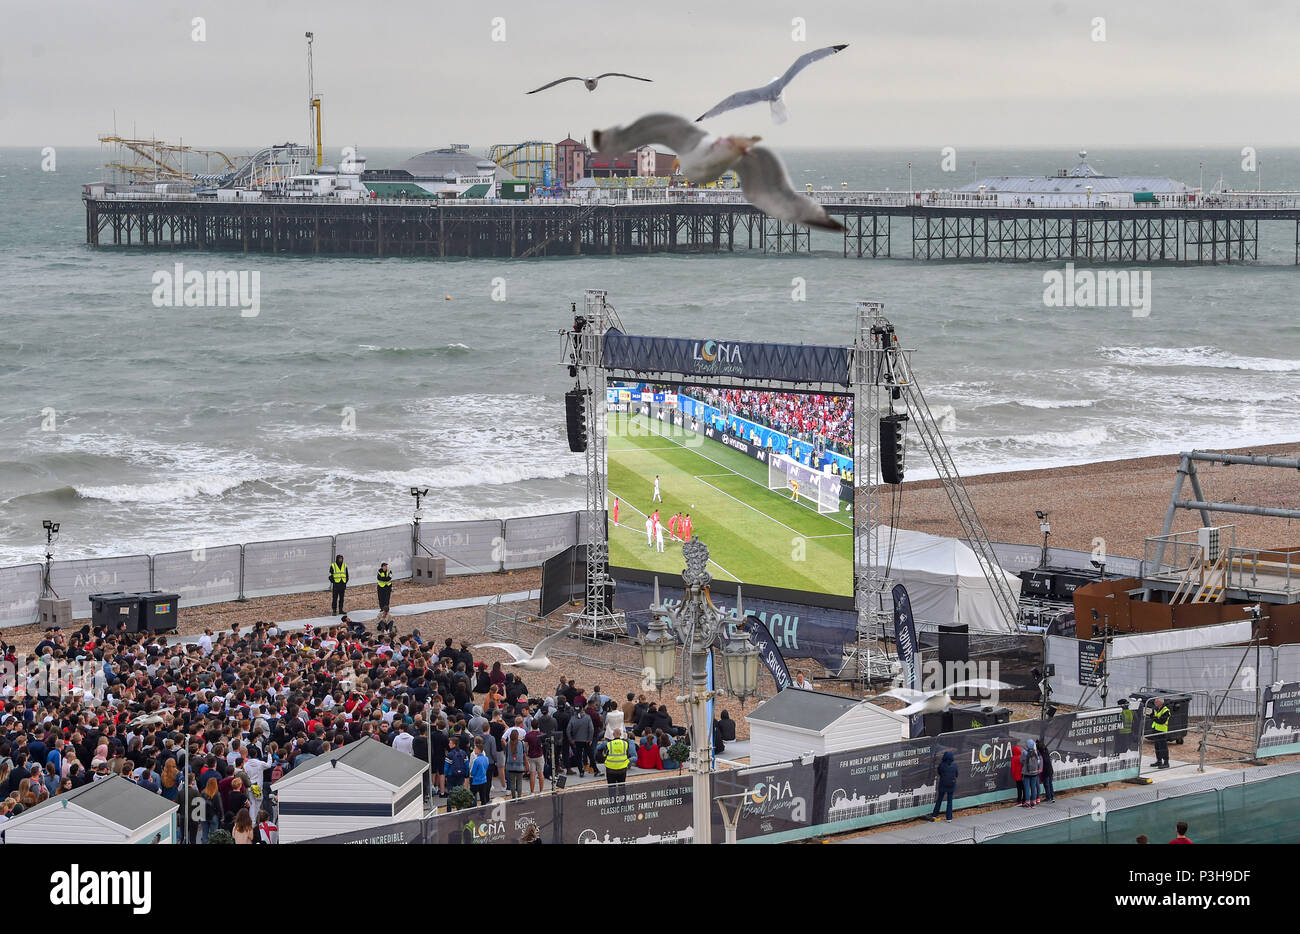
xmin=642 ymin=539 xmax=761 ymax=844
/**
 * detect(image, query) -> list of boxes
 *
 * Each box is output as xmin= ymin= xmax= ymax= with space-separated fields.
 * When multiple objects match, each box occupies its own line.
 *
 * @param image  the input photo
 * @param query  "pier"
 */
xmin=83 ymin=189 xmax=1300 ymax=264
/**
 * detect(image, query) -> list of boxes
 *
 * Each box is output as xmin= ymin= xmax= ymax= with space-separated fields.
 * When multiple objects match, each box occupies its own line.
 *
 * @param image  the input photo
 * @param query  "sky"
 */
xmin=3 ymin=0 xmax=1300 ymax=153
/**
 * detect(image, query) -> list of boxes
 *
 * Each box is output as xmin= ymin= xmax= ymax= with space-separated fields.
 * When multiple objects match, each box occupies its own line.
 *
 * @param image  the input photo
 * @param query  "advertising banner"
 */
xmin=298 ymin=819 xmax=425 ymax=844
xmin=1258 ymin=682 xmax=1300 ymax=757
xmin=1078 ymin=640 xmax=1105 ymax=687
xmin=935 ymin=708 xmax=1139 ymax=808
xmin=710 ymin=760 xmax=820 ymax=842
xmin=616 ymin=577 xmax=856 ymax=670
xmin=559 ymin=775 xmax=695 ymax=844
xmin=744 ymin=616 xmax=793 ymax=692
xmin=425 ymin=795 xmax=560 ymax=845
xmin=820 ymin=739 xmax=938 ymax=831
xmin=892 ymin=584 xmax=923 ymax=738
xmin=603 ymin=329 xmax=851 ymax=387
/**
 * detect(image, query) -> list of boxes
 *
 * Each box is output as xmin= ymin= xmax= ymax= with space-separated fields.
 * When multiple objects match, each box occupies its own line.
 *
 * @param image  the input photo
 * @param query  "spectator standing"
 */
xmin=1022 ymin=740 xmax=1042 ymax=808
xmin=930 ymin=750 xmax=958 ymax=822
xmin=504 ymin=730 xmax=528 ymax=799
xmin=469 ymin=739 xmax=491 ymax=806
xmin=1010 ymin=745 xmax=1024 ymax=806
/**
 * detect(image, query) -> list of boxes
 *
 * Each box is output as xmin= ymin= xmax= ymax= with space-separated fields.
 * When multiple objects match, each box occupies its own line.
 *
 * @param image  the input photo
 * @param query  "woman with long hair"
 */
xmin=232 ymin=808 xmax=254 ymax=844
xmin=505 ymin=729 xmax=528 ymax=799
xmin=201 ymin=776 xmax=223 ymax=844
xmin=160 ymin=760 xmax=180 ymax=801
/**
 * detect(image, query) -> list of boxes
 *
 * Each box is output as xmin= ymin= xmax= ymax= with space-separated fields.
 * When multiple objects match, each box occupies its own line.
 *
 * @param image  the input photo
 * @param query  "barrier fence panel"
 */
xmin=502 ymin=513 xmax=580 ymax=571
xmin=242 ymin=536 xmax=335 ymax=600
xmin=48 ymin=555 xmax=152 ymax=619
xmin=1277 ymin=644 xmax=1300 ymax=682
xmin=417 ymin=519 xmax=504 ymax=575
xmin=151 ymin=545 xmax=242 ymax=607
xmin=0 ymin=564 xmax=42 ymax=628
xmin=1046 ymin=635 xmax=1147 ymax=708
xmin=1148 ymin=646 xmax=1272 ymax=715
xmin=334 ymin=524 xmax=415 ymax=584
xmin=990 ymin=542 xmax=1041 ymax=573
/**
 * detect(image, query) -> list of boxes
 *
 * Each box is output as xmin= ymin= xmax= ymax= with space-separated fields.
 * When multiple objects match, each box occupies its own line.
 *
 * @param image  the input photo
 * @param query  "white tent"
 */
xmin=865 ymin=527 xmax=1021 ymax=633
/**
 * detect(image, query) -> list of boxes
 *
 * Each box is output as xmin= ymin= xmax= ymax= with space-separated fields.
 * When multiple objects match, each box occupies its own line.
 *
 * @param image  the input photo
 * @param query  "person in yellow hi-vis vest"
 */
xmin=604 ymin=728 xmax=631 ymax=793
xmin=329 ymin=554 xmax=349 ymax=616
xmin=1149 ymin=697 xmax=1171 ymax=769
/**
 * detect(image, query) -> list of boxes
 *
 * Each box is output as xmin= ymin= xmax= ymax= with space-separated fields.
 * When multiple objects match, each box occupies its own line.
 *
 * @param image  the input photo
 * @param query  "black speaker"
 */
xmin=880 ymin=413 xmax=908 ymax=484
xmin=565 ymin=389 xmax=588 ymax=452
xmin=938 ymin=623 xmax=969 ymax=666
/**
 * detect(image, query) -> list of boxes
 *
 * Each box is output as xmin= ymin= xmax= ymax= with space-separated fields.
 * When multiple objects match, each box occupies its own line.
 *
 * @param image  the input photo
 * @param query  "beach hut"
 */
xmin=746 ymin=690 xmax=907 ymax=766
xmin=273 ymin=736 xmax=427 ymax=843
xmin=1 ymin=775 xmax=177 ymax=844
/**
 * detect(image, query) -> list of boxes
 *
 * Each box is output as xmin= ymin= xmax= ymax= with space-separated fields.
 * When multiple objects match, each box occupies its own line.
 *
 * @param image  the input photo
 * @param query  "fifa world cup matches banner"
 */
xmin=1258 ymin=682 xmax=1300 ymax=757
xmin=421 ymin=774 xmax=695 ymax=845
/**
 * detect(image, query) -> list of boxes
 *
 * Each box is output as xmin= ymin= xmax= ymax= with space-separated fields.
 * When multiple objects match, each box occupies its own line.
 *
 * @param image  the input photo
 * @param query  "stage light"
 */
xmin=568 ymin=365 xmax=578 ymax=378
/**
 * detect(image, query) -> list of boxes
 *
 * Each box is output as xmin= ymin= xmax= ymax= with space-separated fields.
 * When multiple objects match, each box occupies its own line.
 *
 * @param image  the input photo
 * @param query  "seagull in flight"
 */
xmin=527 ymin=73 xmax=652 ymax=94
xmin=474 ymin=623 xmax=576 ymax=672
xmin=879 ymin=680 xmax=1014 ymax=716
xmin=591 ymin=112 xmax=844 ymax=231
xmin=696 ymin=44 xmax=848 ymax=124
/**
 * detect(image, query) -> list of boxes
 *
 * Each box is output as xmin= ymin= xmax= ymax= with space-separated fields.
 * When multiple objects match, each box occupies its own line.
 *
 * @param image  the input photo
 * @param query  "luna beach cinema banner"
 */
xmin=1258 ymin=681 xmax=1300 ymax=757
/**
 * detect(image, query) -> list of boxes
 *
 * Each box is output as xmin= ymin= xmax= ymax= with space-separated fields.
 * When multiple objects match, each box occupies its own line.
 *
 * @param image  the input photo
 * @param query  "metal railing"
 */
xmin=86 ymin=186 xmax=1300 ymax=211
xmin=482 ymin=595 xmax=645 ymax=675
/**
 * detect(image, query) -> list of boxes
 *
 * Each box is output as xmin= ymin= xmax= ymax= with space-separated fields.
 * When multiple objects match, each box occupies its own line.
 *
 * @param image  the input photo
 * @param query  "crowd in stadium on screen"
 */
xmin=693 ymin=387 xmax=853 ymax=456
xmin=0 ymin=617 xmax=709 ymax=843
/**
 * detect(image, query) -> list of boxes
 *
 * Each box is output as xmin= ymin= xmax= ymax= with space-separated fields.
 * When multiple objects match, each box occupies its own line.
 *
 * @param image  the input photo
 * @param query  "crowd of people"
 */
xmin=697 ymin=387 xmax=854 ymax=457
xmin=0 ymin=615 xmax=726 ymax=843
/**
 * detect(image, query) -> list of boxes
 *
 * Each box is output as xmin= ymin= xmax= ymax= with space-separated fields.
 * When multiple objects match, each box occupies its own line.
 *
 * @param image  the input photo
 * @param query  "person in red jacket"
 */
xmin=1169 ymin=820 xmax=1193 ymax=844
xmin=636 ymin=733 xmax=664 ymax=770
xmin=1010 ymin=744 xmax=1024 ymax=806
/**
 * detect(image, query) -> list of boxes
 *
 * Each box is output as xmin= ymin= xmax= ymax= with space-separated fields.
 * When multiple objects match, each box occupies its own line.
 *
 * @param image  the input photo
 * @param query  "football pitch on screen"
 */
xmin=606 ymin=412 xmax=853 ymax=596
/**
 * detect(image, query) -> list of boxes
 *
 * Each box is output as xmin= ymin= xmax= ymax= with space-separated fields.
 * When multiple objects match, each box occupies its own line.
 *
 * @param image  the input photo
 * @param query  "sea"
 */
xmin=2 ymin=145 xmax=1300 ymax=566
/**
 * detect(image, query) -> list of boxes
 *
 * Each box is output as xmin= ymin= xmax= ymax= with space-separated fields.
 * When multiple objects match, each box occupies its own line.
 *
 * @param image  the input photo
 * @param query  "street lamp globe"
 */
xmin=722 ymin=630 xmax=761 ymax=701
xmin=640 ymin=610 xmax=677 ymax=687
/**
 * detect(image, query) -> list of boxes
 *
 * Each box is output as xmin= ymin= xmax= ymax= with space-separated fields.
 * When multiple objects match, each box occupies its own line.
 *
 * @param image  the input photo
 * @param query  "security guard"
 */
xmin=604 ymin=728 xmax=631 ymax=789
xmin=329 ymin=554 xmax=349 ymax=615
xmin=1149 ymin=696 xmax=1171 ymax=769
xmin=376 ymin=562 xmax=393 ymax=613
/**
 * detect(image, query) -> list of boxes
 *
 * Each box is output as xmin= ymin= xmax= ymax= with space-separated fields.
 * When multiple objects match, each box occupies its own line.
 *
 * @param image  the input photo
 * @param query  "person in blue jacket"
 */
xmin=931 ymin=750 xmax=958 ymax=822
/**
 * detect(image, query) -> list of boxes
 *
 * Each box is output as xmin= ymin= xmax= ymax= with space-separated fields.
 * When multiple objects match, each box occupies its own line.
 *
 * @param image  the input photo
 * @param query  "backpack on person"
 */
xmin=446 ymin=747 xmax=468 ymax=780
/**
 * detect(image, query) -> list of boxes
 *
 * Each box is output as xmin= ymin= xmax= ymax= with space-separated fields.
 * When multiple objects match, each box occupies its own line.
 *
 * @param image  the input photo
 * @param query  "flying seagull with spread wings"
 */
xmin=696 ymin=44 xmax=848 ymax=124
xmin=591 ymin=112 xmax=844 ymax=231
xmin=474 ymin=623 xmax=577 ymax=672
xmin=527 ymin=73 xmax=653 ymax=94
xmin=879 ymin=680 xmax=1015 ymax=717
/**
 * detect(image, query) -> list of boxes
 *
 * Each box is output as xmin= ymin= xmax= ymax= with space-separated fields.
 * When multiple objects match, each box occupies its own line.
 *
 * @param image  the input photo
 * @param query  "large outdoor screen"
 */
xmin=606 ymin=382 xmax=853 ymax=597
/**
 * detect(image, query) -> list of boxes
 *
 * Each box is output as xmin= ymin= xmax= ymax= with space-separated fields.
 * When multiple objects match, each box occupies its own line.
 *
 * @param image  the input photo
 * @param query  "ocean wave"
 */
xmin=1100 ymin=345 xmax=1300 ymax=373
xmin=330 ymin=459 xmax=584 ymax=490
xmin=357 ymin=343 xmax=473 ymax=358
xmin=77 ymin=474 xmax=258 ymax=504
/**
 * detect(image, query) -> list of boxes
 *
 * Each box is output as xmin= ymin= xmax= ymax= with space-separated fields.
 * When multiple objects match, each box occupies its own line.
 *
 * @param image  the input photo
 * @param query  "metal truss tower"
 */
xmin=562 ymin=288 xmax=626 ymax=637
xmin=853 ymin=302 xmax=1020 ymax=642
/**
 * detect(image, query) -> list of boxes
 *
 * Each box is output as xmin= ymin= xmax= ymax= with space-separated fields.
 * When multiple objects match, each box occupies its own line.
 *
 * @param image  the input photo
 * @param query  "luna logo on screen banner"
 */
xmin=602 ymin=329 xmax=851 ymax=386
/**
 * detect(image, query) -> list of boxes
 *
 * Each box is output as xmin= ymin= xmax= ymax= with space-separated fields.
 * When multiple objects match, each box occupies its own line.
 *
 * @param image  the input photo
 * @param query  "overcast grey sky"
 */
xmin=3 ymin=0 xmax=1299 ymax=151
